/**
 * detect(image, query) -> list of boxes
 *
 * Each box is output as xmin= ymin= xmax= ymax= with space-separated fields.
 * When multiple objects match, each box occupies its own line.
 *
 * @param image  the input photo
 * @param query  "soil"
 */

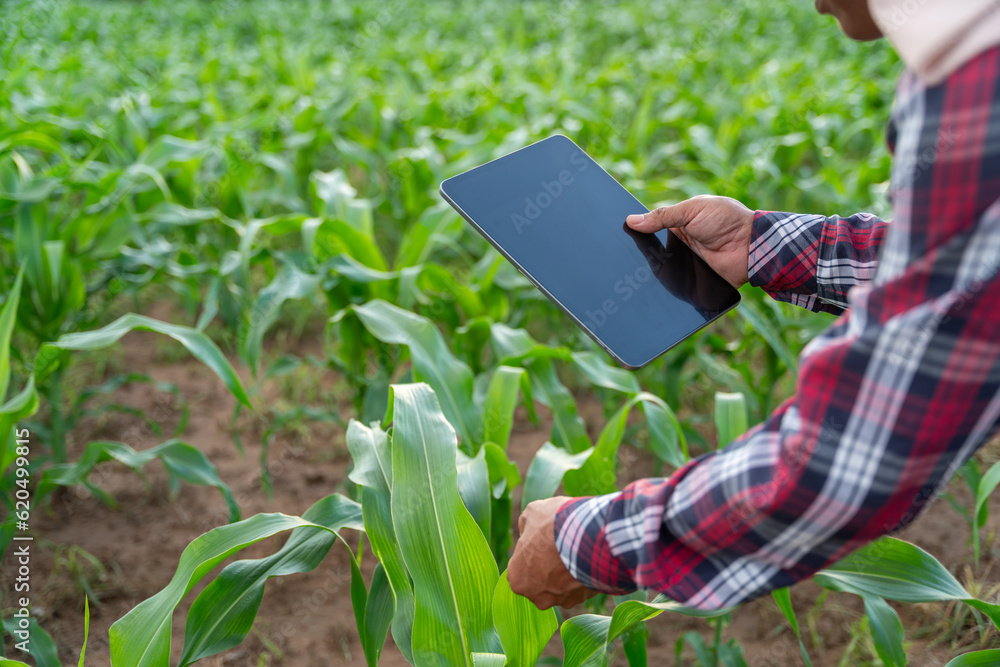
xmin=4 ymin=314 xmax=999 ymax=666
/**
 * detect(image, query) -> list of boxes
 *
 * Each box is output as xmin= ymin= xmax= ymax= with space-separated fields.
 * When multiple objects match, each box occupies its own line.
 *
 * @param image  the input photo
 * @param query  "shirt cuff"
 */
xmin=553 ymin=493 xmax=636 ymax=594
xmin=748 ymin=210 xmax=827 ymax=295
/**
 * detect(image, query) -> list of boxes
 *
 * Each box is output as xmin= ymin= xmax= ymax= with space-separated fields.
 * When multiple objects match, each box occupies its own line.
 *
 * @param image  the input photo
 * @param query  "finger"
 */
xmin=518 ymin=510 xmax=527 ymax=535
xmin=628 ymin=198 xmax=712 ymax=232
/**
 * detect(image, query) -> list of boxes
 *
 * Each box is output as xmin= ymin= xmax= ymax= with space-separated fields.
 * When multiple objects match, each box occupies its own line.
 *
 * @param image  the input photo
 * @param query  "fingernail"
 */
xmin=626 ymin=213 xmax=645 ymax=224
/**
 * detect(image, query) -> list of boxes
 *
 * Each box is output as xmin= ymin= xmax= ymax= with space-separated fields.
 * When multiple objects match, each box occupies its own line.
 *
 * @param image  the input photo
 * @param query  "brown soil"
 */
xmin=4 ymin=320 xmax=999 ymax=666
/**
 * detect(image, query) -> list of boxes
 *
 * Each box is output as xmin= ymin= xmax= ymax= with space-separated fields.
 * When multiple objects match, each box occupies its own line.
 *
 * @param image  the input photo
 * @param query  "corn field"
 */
xmin=1 ymin=0 xmax=998 ymax=666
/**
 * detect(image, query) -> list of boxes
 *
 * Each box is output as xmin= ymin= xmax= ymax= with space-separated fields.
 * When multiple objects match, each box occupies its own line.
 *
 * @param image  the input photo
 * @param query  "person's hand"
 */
xmin=507 ymin=496 xmax=598 ymax=610
xmin=626 ymin=195 xmax=754 ymax=288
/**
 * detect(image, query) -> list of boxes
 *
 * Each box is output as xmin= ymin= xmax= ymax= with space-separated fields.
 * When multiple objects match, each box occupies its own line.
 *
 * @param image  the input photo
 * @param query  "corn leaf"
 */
xmin=457 ymin=447 xmax=492 ymax=541
xmin=240 ymin=258 xmax=320 ymax=377
xmin=771 ymin=588 xmax=812 ymax=666
xmin=816 ymin=537 xmax=1000 ymax=629
xmin=522 ymin=441 xmax=593 ymax=509
xmin=973 ymin=460 xmax=1000 ymax=564
xmin=388 ymin=383 xmax=501 ymax=666
xmin=1 ymin=615 xmax=60 ymax=667
xmin=79 ymin=596 xmax=89 ymax=667
xmin=945 ymin=650 xmax=1000 ymax=666
xmin=346 ymin=419 xmax=416 ymax=663
xmin=493 ymin=570 xmax=558 ymax=667
xmin=0 ymin=378 xmax=37 ymax=474
xmin=362 ymin=563 xmax=395 ymax=666
xmin=482 ymin=365 xmax=528 ymax=451
xmin=0 ymin=268 xmax=23 ymax=402
xmin=355 ymin=300 xmax=481 ymax=448
xmin=640 ymin=394 xmax=687 ymax=468
xmin=36 ymin=439 xmax=239 ymax=522
xmin=35 ymin=313 xmax=250 ymax=407
xmin=490 ymin=324 xmax=589 ymax=454
xmin=177 ymin=494 xmax=362 ymax=666
xmin=572 ymin=350 xmax=640 ymax=395
xmin=562 ymin=596 xmax=731 ymax=667
xmin=736 ymin=298 xmax=798 ymax=374
xmin=109 ymin=513 xmax=330 ymax=667
xmin=861 ymin=595 xmax=905 ymax=667
xmin=714 ymin=391 xmax=748 ymax=448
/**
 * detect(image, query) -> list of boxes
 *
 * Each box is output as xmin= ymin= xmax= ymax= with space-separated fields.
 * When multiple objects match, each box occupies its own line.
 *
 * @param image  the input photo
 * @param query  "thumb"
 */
xmin=626 ymin=201 xmax=698 ymax=232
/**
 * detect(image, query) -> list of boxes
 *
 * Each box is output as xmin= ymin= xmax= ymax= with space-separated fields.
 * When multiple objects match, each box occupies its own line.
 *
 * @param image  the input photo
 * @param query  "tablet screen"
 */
xmin=440 ymin=135 xmax=740 ymax=369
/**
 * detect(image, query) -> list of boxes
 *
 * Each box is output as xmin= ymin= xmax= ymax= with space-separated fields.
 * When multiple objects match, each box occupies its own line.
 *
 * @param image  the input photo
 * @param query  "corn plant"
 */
xmin=110 ymin=381 xmax=1000 ymax=666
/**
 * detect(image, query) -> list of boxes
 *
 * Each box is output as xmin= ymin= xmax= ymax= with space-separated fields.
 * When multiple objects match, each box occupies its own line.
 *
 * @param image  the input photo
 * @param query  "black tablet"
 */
xmin=440 ymin=135 xmax=740 ymax=369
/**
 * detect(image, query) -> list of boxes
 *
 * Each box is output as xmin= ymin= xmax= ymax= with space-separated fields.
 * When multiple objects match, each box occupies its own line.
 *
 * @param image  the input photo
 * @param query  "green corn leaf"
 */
xmin=493 ymin=570 xmax=558 ymax=667
xmin=310 ymin=169 xmax=372 ymax=233
xmin=2 ymin=615 xmax=60 ymax=667
xmin=79 ymin=596 xmax=90 ymax=667
xmin=714 ymin=391 xmax=749 ymax=448
xmin=0 ymin=380 xmax=37 ymax=476
xmin=973 ymin=460 xmax=1000 ymax=564
xmin=621 ymin=623 xmax=648 ymax=667
xmin=35 ymin=313 xmax=250 ymax=407
xmin=816 ymin=537 xmax=1000 ymax=629
xmin=349 ymin=540 xmax=374 ymax=666
xmin=572 ymin=350 xmax=640 ymax=395
xmin=354 ymin=300 xmax=481 ymax=448
xmin=484 ymin=442 xmax=522 ymax=499
xmin=395 ymin=205 xmax=460 ymax=268
xmin=306 ymin=217 xmax=388 ymax=271
xmin=528 ymin=357 xmax=593 ymax=454
xmin=0 ymin=130 xmax=69 ymax=157
xmin=490 ymin=324 xmax=589 ymax=454
xmin=241 ymin=258 xmax=320 ymax=377
xmin=639 ymin=393 xmax=688 ymax=468
xmin=861 ymin=595 xmax=905 ymax=667
xmin=736 ymin=298 xmax=798 ymax=374
xmin=562 ymin=614 xmax=614 ymax=667
xmin=562 ymin=595 xmax=731 ymax=667
xmin=137 ymin=135 xmax=211 ymax=169
xmin=563 ymin=396 xmax=636 ymax=497
xmin=482 ymin=365 xmax=528 ymax=451
xmin=362 ymin=563 xmax=395 ymax=667
xmin=36 ymin=439 xmax=239 ymax=522
xmin=109 ymin=513 xmax=331 ymax=667
xmin=563 ymin=392 xmax=675 ymax=498
xmin=816 ymin=537 xmax=971 ymax=602
xmin=458 ymin=447 xmax=493 ymax=541
xmin=945 ymin=650 xmax=1000 ymax=666
xmin=346 ymin=420 xmax=415 ymax=663
xmin=0 ymin=661 xmax=31 ymax=667
xmin=0 ymin=268 xmax=23 ymax=402
xmin=471 ymin=654 xmax=508 ymax=667
xmin=388 ymin=383 xmax=501 ymax=666
xmin=771 ymin=588 xmax=812 ymax=666
xmin=522 ymin=442 xmax=593 ymax=509
xmin=177 ymin=494 xmax=362 ymax=666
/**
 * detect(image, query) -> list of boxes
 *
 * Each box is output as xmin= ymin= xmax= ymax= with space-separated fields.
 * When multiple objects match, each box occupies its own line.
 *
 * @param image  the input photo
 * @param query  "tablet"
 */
xmin=439 ymin=135 xmax=740 ymax=369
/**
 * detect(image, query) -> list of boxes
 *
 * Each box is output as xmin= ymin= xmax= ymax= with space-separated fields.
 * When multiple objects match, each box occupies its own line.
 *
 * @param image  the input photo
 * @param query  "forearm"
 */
xmin=556 ymin=256 xmax=1000 ymax=607
xmin=749 ymin=210 xmax=889 ymax=315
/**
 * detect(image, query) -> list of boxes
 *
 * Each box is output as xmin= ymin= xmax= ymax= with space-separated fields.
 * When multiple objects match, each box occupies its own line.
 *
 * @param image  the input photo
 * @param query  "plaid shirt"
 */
xmin=554 ymin=46 xmax=1000 ymax=610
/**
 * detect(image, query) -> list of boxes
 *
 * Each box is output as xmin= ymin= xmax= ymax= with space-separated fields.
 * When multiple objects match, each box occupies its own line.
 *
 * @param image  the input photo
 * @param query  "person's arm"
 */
xmin=749 ymin=210 xmax=889 ymax=315
xmin=509 ymin=46 xmax=1000 ymax=610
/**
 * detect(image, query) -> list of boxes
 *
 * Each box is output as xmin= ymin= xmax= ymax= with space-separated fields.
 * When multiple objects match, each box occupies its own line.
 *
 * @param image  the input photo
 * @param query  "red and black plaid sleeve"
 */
xmin=748 ymin=210 xmax=889 ymax=315
xmin=554 ymin=46 xmax=1000 ymax=609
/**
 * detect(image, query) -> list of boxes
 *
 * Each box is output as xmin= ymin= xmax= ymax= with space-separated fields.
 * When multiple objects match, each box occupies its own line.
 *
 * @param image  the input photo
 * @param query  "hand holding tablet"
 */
xmin=439 ymin=135 xmax=740 ymax=369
